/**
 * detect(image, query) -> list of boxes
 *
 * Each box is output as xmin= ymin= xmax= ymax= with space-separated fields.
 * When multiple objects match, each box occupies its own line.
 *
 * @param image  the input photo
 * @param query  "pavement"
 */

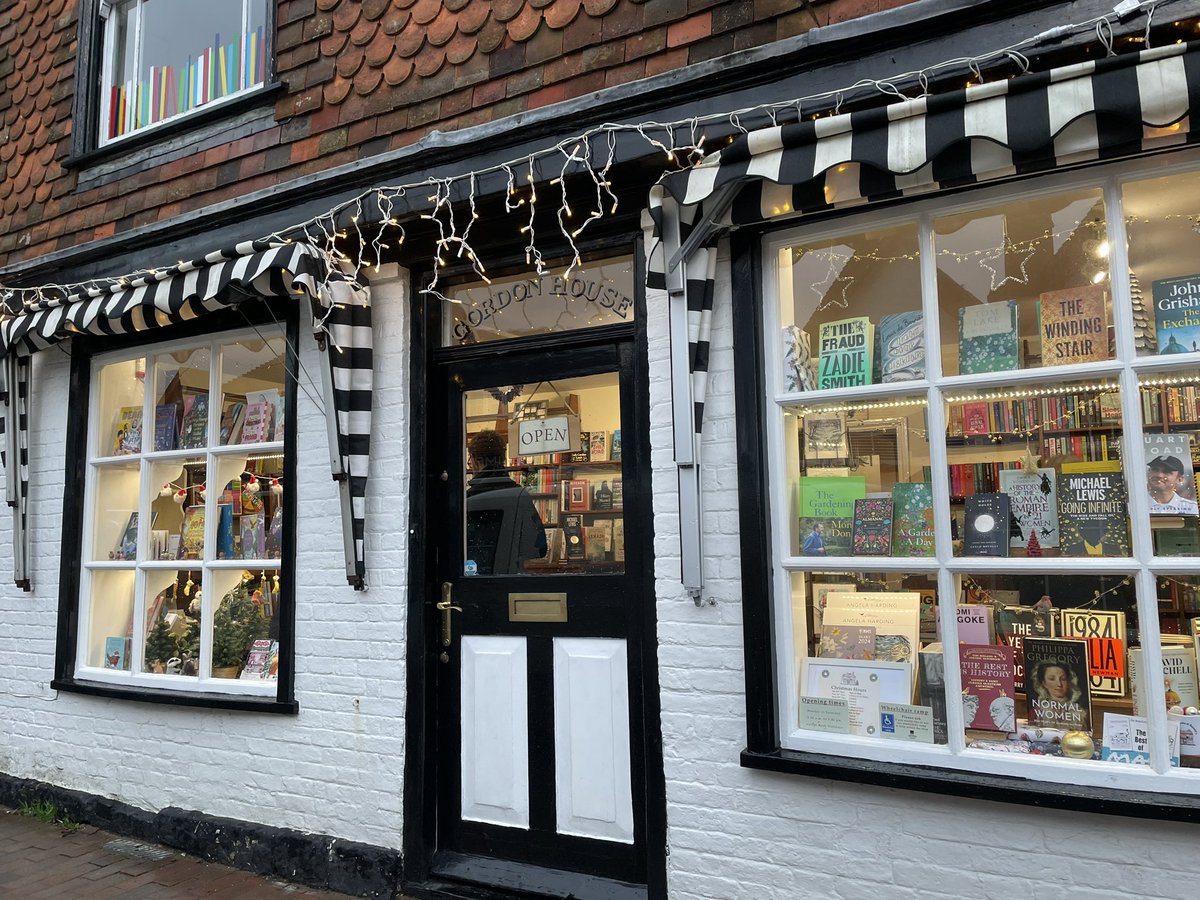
xmin=0 ymin=806 xmax=363 ymax=899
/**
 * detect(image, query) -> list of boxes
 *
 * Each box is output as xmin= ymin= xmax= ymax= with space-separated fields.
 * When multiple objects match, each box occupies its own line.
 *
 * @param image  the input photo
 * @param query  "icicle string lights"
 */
xmin=0 ymin=3 xmax=1184 ymax=314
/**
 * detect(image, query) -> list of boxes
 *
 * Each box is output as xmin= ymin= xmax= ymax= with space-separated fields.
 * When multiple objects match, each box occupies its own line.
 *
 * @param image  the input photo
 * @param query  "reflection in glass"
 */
xmin=90 ymin=462 xmax=142 ymax=561
xmin=944 ymin=381 xmax=1128 ymax=558
xmin=85 ymin=570 xmax=137 ymax=670
xmin=462 ymin=374 xmax=624 ymax=575
xmin=152 ymin=345 xmax=210 ymax=452
xmin=935 ymin=189 xmax=1111 ymax=376
xmin=219 ymin=336 xmax=285 ymax=446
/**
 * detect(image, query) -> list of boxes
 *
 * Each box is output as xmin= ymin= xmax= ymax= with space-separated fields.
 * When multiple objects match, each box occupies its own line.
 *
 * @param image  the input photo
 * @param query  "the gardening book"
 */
xmin=875 ymin=311 xmax=924 ymax=383
xmin=890 ymin=482 xmax=934 ymax=557
xmin=851 ymin=498 xmax=892 ymax=556
xmin=963 ymin=492 xmax=1010 ymax=557
xmin=958 ymin=300 xmax=1020 ymax=374
xmin=797 ymin=475 xmax=866 ymax=556
xmin=960 ymin=644 xmax=1016 ymax=733
xmin=1057 ymin=469 xmax=1130 ymax=556
xmin=1022 ymin=637 xmax=1091 ymax=731
xmin=817 ymin=316 xmax=874 ymax=390
xmin=998 ymin=467 xmax=1059 ymax=549
xmin=1057 ymin=608 xmax=1126 ymax=698
xmin=1038 ymin=283 xmax=1108 ymax=365
xmin=1153 ymin=273 xmax=1200 ymax=355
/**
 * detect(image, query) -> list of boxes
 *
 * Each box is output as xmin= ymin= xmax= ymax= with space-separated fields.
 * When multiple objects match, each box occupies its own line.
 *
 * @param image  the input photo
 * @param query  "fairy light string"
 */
xmin=0 ymin=3 xmax=1190 ymax=317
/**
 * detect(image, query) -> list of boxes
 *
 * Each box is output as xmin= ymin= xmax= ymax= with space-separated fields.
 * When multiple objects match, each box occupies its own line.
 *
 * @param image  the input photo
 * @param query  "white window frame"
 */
xmin=96 ymin=0 xmax=266 ymax=148
xmin=76 ymin=325 xmax=287 ymax=696
xmin=760 ymin=147 xmax=1200 ymax=795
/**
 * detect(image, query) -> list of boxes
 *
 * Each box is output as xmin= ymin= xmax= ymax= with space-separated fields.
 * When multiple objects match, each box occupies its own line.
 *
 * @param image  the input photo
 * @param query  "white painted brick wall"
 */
xmin=647 ymin=245 xmax=1200 ymax=900
xmin=0 ymin=269 xmax=410 ymax=851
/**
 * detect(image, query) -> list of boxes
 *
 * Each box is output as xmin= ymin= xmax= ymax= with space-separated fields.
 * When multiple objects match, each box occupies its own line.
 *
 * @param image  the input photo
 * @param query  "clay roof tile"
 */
xmin=354 ymin=65 xmax=383 ymax=95
xmin=492 ymin=0 xmax=524 ymax=24
xmin=382 ymin=54 xmax=414 ymax=86
xmin=475 ymin=18 xmax=507 ymax=53
xmin=350 ymin=14 xmax=377 ymax=46
xmin=315 ymin=0 xmax=339 ymax=11
xmin=332 ymin=1 xmax=361 ymax=32
xmin=336 ymin=46 xmax=366 ymax=78
xmin=582 ymin=0 xmax=618 ymax=14
xmin=444 ymin=30 xmax=476 ymax=65
xmin=456 ymin=2 xmax=489 ymax=35
xmin=324 ymin=75 xmax=353 ymax=104
xmin=396 ymin=27 xmax=425 ymax=58
xmin=544 ymin=0 xmax=581 ymax=30
xmin=364 ymin=27 xmax=396 ymax=67
xmin=507 ymin=4 xmax=541 ymax=42
xmin=321 ymin=28 xmax=349 ymax=55
xmin=444 ymin=0 xmax=471 ymax=11
xmin=361 ymin=0 xmax=391 ymax=20
xmin=413 ymin=44 xmax=446 ymax=77
xmin=394 ymin=0 xmax=417 ymax=9
xmin=427 ymin=7 xmax=458 ymax=47
xmin=381 ymin=10 xmax=411 ymax=34
xmin=410 ymin=0 xmax=441 ymax=26
xmin=34 ymin=181 xmax=51 ymax=205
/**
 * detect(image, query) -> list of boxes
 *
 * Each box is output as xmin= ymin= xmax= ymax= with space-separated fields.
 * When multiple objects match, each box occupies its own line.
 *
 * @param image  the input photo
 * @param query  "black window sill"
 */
xmin=741 ymin=747 xmax=1200 ymax=822
xmin=52 ymin=677 xmax=298 ymax=714
xmin=64 ymin=81 xmax=284 ymax=172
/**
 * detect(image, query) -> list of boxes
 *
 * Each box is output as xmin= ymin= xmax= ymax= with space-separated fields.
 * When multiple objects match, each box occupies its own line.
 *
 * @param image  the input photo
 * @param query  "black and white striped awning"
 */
xmin=0 ymin=240 xmax=372 ymax=590
xmin=645 ymin=40 xmax=1200 ymax=597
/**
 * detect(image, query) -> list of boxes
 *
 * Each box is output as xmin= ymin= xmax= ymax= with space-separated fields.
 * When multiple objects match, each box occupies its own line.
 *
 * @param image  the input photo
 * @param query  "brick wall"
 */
xmin=0 ymin=0 xmax=917 ymax=268
xmin=0 ymin=268 xmax=411 ymax=850
xmin=645 ymin=245 xmax=1200 ymax=899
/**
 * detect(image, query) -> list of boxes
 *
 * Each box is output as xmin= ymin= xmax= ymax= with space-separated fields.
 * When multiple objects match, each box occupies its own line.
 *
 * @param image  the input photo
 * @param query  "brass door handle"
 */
xmin=437 ymin=582 xmax=463 ymax=648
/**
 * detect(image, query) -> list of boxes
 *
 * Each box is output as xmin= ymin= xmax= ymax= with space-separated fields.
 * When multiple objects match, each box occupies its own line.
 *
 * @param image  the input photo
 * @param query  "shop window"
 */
xmin=755 ymin=161 xmax=1200 ymax=796
xmin=66 ymin=326 xmax=292 ymax=702
xmin=93 ymin=0 xmax=269 ymax=146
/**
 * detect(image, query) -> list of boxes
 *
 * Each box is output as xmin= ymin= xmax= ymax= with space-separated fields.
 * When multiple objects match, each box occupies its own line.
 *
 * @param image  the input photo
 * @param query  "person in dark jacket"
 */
xmin=465 ymin=429 xmax=547 ymax=574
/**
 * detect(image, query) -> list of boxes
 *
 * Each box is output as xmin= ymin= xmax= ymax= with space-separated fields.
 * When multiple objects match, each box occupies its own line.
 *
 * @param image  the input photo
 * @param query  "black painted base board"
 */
xmin=0 ymin=773 xmax=401 ymax=898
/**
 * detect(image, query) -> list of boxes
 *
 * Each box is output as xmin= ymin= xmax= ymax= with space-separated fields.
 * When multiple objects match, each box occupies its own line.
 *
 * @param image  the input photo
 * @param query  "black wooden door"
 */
xmin=428 ymin=328 xmax=650 ymax=896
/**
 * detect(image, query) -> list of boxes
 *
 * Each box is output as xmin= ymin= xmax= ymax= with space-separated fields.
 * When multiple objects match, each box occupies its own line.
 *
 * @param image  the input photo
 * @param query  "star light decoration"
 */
xmin=979 ymin=226 xmax=1037 ymax=293
xmin=1019 ymin=444 xmax=1041 ymax=473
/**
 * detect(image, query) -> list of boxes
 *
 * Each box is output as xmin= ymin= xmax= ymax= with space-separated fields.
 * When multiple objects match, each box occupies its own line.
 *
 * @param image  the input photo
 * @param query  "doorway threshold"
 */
xmin=420 ymin=851 xmax=648 ymax=900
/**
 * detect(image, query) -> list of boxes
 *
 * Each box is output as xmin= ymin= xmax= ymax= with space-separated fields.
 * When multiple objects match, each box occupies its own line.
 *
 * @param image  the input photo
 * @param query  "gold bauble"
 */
xmin=1061 ymin=730 xmax=1095 ymax=759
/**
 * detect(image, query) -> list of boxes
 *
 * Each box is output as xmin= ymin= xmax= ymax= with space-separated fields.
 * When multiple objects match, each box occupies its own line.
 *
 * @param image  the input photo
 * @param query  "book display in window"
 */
xmin=821 ymin=592 xmax=920 ymax=689
xmin=563 ymin=514 xmax=586 ymax=561
xmin=179 ymin=394 xmax=209 ymax=449
xmin=817 ymin=624 xmax=876 ymax=660
xmin=803 ymin=412 xmax=848 ymax=460
xmin=817 ymin=316 xmax=874 ymax=390
xmin=239 ymin=401 xmax=273 ymax=444
xmin=962 ymin=493 xmax=1010 ymax=556
xmin=240 ymin=511 xmax=266 ymax=560
xmin=958 ymin=300 xmax=1019 ymax=374
xmin=104 ymin=636 xmax=131 ymax=671
xmin=875 ymin=311 xmax=924 ymax=383
xmin=1129 ymin=646 xmax=1199 ymax=715
xmin=952 ymin=605 xmax=995 ymax=646
xmin=797 ymin=476 xmax=865 ymax=556
xmin=1057 ymin=608 xmax=1127 ymax=698
xmin=588 ymin=431 xmax=609 ymax=461
xmin=960 ymin=645 xmax=1016 ymax=733
xmin=998 ymin=467 xmax=1059 ymax=550
xmin=1057 ymin=468 xmax=1130 ymax=556
xmin=782 ymin=324 xmax=817 ymax=392
xmin=153 ymin=403 xmax=179 ymax=451
xmin=995 ymin=605 xmax=1056 ymax=685
xmin=1038 ymin=284 xmax=1108 ymax=365
xmin=219 ymin=400 xmax=246 ymax=445
xmin=1023 ymin=637 xmax=1091 ymax=732
xmin=111 ymin=406 xmax=143 ymax=456
xmin=802 ymin=657 xmax=911 ymax=737
xmin=1153 ymin=273 xmax=1200 ymax=355
xmin=851 ymin=498 xmax=892 ymax=556
xmin=890 ymin=482 xmax=934 ymax=557
xmin=1144 ymin=433 xmax=1198 ymax=515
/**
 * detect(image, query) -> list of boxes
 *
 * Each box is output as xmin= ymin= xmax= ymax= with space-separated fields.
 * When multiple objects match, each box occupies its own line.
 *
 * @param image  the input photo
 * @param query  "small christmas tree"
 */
xmin=144 ymin=614 xmax=176 ymax=670
xmin=1026 ymin=529 xmax=1043 ymax=557
xmin=211 ymin=577 xmax=269 ymax=675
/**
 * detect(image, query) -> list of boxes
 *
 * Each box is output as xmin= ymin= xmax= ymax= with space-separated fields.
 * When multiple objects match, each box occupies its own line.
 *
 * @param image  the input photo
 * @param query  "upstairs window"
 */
xmin=98 ymin=0 xmax=268 ymax=145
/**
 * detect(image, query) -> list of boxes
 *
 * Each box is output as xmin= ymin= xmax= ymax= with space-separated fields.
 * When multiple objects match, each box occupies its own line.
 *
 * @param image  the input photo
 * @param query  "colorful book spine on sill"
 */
xmin=890 ymin=482 xmax=934 ymax=558
xmin=851 ymin=498 xmax=892 ymax=556
xmin=1038 ymin=284 xmax=1108 ymax=365
xmin=1153 ymin=273 xmax=1200 ymax=355
xmin=962 ymin=492 xmax=1011 ymax=557
xmin=817 ymin=316 xmax=874 ymax=390
xmin=946 ymin=462 xmax=1021 ymax=497
xmin=875 ymin=311 xmax=924 ymax=383
xmin=958 ymin=300 xmax=1019 ymax=374
xmin=1056 ymin=469 xmax=1130 ymax=556
xmin=998 ymin=467 xmax=1059 ymax=550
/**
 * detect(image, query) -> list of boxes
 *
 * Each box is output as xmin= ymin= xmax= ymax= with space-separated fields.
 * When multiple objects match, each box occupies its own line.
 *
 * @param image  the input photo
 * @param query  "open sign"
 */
xmin=517 ymin=415 xmax=580 ymax=454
